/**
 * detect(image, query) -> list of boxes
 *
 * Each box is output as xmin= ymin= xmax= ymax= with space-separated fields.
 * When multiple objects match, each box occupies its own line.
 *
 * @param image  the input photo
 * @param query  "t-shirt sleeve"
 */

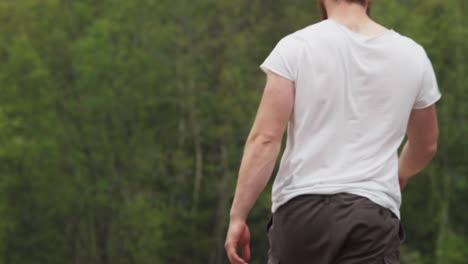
xmin=260 ymin=36 xmax=302 ymax=81
xmin=413 ymin=52 xmax=442 ymax=109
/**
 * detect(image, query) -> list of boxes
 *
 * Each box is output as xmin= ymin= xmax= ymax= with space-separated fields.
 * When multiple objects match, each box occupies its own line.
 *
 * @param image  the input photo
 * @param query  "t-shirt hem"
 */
xmin=259 ymin=64 xmax=295 ymax=81
xmin=412 ymin=93 xmax=442 ymax=110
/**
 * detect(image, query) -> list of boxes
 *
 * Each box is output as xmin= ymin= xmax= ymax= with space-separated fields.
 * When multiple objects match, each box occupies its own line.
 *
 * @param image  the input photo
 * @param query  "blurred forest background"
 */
xmin=0 ymin=0 xmax=466 ymax=263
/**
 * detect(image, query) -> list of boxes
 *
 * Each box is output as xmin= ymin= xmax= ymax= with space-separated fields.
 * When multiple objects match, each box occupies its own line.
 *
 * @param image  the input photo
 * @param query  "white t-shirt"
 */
xmin=260 ymin=19 xmax=441 ymax=219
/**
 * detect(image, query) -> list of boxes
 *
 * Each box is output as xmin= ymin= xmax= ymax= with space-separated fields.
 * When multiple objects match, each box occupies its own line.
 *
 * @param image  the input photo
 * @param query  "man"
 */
xmin=225 ymin=0 xmax=441 ymax=263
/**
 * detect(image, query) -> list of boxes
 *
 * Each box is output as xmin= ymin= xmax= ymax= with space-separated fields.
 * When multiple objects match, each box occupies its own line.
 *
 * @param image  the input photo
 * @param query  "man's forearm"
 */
xmin=229 ymin=136 xmax=282 ymax=221
xmin=398 ymin=140 xmax=437 ymax=189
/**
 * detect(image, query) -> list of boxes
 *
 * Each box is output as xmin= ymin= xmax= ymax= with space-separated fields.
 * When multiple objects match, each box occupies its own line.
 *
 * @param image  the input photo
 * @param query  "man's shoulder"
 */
xmin=387 ymin=31 xmax=430 ymax=65
xmin=286 ymin=20 xmax=333 ymax=40
xmin=391 ymin=31 xmax=425 ymax=50
xmin=278 ymin=20 xmax=333 ymax=48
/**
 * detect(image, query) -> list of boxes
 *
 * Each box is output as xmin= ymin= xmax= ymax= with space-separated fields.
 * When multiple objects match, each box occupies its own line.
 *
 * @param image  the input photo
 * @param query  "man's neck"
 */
xmin=326 ymin=2 xmax=388 ymax=36
xmin=327 ymin=2 xmax=370 ymax=31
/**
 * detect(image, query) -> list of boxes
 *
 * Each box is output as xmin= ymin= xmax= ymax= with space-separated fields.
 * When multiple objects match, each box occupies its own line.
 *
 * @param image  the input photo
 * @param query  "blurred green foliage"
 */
xmin=0 ymin=0 xmax=466 ymax=263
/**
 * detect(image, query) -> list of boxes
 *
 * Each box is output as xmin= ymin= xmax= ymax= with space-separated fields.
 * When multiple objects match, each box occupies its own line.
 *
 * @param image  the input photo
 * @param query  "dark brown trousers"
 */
xmin=267 ymin=193 xmax=406 ymax=264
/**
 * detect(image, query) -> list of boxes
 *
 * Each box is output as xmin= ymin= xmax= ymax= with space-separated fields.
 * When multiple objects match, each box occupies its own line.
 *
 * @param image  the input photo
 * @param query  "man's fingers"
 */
xmin=225 ymin=243 xmax=247 ymax=264
xmin=242 ymin=242 xmax=251 ymax=261
xmin=240 ymin=224 xmax=251 ymax=261
xmin=225 ymin=222 xmax=250 ymax=264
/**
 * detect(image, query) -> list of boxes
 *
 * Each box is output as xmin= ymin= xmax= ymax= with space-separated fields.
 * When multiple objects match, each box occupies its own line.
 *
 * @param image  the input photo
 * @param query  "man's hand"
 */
xmin=225 ymin=220 xmax=251 ymax=264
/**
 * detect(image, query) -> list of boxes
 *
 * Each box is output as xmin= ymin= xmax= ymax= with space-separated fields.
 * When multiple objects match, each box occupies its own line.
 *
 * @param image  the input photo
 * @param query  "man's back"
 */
xmin=260 ymin=19 xmax=441 ymax=219
xmin=226 ymin=2 xmax=440 ymax=264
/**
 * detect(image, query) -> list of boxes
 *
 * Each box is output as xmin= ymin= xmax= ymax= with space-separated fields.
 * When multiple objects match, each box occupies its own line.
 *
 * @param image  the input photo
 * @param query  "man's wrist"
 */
xmin=229 ymin=211 xmax=247 ymax=223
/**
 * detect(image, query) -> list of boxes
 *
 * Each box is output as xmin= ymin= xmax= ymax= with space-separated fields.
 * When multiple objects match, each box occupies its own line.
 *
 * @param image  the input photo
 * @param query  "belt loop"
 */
xmin=324 ymin=195 xmax=331 ymax=205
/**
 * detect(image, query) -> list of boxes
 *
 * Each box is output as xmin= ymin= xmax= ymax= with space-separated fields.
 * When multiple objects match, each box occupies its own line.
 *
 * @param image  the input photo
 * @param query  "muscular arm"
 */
xmin=225 ymin=72 xmax=294 ymax=264
xmin=398 ymin=105 xmax=439 ymax=190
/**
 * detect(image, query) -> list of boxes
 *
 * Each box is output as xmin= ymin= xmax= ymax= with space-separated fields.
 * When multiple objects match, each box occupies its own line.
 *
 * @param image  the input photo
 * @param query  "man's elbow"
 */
xmin=247 ymin=132 xmax=281 ymax=146
xmin=421 ymin=142 xmax=438 ymax=160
